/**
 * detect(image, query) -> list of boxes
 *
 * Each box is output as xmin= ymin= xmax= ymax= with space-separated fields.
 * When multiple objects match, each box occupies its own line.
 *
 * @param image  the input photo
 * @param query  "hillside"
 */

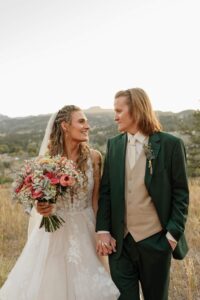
xmin=0 ymin=108 xmax=196 ymax=157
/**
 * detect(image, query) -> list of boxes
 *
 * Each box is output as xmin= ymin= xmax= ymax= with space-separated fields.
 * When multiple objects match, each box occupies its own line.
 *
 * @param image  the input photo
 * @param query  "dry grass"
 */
xmin=0 ymin=185 xmax=29 ymax=286
xmin=169 ymin=179 xmax=200 ymax=300
xmin=0 ymin=180 xmax=200 ymax=299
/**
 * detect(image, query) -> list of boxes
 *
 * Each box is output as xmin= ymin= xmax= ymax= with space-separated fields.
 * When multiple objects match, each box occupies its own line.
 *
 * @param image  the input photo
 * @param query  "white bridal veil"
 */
xmin=28 ymin=112 xmax=58 ymax=237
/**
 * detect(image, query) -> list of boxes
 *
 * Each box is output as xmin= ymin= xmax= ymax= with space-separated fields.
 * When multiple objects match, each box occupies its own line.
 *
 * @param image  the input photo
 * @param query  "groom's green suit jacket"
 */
xmin=96 ymin=131 xmax=189 ymax=260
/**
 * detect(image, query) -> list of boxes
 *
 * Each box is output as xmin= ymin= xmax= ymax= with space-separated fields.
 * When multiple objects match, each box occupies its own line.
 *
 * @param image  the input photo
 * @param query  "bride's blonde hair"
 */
xmin=48 ymin=105 xmax=90 ymax=184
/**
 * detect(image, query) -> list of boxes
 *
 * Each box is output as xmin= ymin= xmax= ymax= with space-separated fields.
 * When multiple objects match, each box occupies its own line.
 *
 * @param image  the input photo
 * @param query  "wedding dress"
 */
xmin=0 ymin=158 xmax=119 ymax=300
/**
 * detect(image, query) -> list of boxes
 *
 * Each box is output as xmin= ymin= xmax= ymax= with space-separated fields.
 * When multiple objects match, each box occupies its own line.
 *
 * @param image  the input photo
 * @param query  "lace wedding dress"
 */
xmin=0 ymin=158 xmax=119 ymax=300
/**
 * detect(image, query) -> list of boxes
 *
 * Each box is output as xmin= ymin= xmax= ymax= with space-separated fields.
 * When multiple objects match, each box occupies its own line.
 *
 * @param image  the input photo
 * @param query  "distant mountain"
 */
xmin=0 ymin=114 xmax=50 ymax=135
xmin=176 ymin=110 xmax=195 ymax=118
xmin=0 ymin=108 xmax=196 ymax=155
xmin=85 ymin=106 xmax=113 ymax=114
xmin=0 ymin=108 xmax=196 ymax=134
xmin=0 ymin=114 xmax=9 ymax=121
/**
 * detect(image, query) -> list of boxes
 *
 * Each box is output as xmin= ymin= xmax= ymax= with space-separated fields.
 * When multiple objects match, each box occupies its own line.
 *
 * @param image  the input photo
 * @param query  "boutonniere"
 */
xmin=143 ymin=143 xmax=155 ymax=175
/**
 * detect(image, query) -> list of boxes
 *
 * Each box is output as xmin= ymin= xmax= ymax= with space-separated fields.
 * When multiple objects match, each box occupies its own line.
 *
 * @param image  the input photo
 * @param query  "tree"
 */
xmin=27 ymin=142 xmax=38 ymax=156
xmin=0 ymin=144 xmax=9 ymax=154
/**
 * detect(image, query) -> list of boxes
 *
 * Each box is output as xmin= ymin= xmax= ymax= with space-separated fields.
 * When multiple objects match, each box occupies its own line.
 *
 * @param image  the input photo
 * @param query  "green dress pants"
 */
xmin=109 ymin=231 xmax=172 ymax=300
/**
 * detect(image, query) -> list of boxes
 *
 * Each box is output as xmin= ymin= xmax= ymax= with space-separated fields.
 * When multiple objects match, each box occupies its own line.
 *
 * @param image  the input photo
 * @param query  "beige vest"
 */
xmin=125 ymin=148 xmax=162 ymax=242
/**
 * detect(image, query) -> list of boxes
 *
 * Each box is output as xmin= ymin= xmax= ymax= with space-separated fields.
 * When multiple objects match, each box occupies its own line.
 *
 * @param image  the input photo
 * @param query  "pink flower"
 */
xmin=25 ymin=166 xmax=32 ymax=174
xmin=60 ymin=175 xmax=75 ymax=187
xmin=32 ymin=189 xmax=44 ymax=199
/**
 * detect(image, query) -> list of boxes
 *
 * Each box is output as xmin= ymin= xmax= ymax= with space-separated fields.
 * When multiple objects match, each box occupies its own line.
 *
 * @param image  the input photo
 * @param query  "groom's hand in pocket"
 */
xmin=167 ymin=238 xmax=177 ymax=251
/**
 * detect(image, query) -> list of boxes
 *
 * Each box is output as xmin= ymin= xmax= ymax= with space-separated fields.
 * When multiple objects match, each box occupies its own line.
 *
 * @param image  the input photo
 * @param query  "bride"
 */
xmin=0 ymin=105 xmax=119 ymax=300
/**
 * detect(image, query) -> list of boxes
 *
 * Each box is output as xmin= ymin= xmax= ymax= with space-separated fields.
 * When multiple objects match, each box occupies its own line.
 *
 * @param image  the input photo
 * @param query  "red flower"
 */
xmin=24 ymin=175 xmax=33 ymax=187
xmin=32 ymin=189 xmax=44 ymax=199
xmin=45 ymin=172 xmax=60 ymax=185
xmin=50 ymin=177 xmax=60 ymax=185
xmin=15 ymin=183 xmax=24 ymax=194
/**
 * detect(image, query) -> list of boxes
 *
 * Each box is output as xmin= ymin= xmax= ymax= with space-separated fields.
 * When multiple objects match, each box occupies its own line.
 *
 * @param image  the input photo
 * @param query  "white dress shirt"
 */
xmin=127 ymin=132 xmax=148 ymax=168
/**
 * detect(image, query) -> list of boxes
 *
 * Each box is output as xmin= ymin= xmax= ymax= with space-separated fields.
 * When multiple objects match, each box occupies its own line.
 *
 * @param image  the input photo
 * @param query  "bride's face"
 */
xmin=64 ymin=110 xmax=90 ymax=143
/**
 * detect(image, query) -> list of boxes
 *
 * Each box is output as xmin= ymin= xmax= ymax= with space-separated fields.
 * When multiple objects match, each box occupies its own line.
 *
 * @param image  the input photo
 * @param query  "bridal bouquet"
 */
xmin=12 ymin=155 xmax=82 ymax=232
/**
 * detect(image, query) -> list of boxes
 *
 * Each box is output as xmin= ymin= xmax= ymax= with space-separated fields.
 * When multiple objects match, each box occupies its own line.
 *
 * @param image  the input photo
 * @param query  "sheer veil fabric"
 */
xmin=28 ymin=112 xmax=58 ymax=237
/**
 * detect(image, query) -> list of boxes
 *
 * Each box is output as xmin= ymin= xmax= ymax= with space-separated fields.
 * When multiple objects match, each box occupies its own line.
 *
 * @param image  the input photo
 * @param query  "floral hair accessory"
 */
xmin=143 ymin=143 xmax=155 ymax=175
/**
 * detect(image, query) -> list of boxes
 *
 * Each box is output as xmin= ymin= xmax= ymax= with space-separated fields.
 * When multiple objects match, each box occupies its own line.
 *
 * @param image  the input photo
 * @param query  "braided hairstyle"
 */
xmin=48 ymin=105 xmax=91 ymax=186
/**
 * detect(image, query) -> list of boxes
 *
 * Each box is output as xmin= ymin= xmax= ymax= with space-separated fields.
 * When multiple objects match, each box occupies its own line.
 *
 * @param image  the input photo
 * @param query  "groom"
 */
xmin=96 ymin=88 xmax=189 ymax=300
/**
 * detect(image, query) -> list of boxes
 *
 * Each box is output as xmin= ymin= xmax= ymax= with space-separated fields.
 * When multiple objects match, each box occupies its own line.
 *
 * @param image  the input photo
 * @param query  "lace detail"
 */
xmin=66 ymin=217 xmax=82 ymax=265
xmin=56 ymin=158 xmax=94 ymax=215
xmin=75 ymin=267 xmax=118 ymax=298
xmin=67 ymin=237 xmax=82 ymax=264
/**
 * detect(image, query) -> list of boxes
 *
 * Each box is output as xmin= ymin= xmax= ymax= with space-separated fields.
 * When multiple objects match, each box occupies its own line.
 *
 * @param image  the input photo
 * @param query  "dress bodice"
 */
xmin=56 ymin=157 xmax=94 ymax=214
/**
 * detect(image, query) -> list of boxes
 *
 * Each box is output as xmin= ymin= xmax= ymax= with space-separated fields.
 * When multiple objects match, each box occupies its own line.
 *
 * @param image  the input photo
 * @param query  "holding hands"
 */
xmin=96 ymin=233 xmax=117 ymax=256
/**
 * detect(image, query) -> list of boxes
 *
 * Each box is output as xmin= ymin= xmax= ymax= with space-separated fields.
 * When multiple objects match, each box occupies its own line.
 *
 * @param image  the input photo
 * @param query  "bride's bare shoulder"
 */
xmin=90 ymin=149 xmax=102 ymax=164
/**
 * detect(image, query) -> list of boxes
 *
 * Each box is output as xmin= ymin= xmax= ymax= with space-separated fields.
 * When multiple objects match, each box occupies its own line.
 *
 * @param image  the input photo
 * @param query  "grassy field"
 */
xmin=0 ymin=180 xmax=200 ymax=299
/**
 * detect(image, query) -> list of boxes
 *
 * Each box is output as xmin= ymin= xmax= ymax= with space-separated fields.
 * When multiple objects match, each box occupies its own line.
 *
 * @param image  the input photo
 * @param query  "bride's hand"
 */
xmin=96 ymin=233 xmax=116 ymax=256
xmin=36 ymin=202 xmax=53 ymax=217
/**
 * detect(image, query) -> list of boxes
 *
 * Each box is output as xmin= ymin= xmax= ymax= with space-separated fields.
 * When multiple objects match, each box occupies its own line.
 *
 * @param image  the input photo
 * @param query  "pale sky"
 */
xmin=0 ymin=0 xmax=199 ymax=117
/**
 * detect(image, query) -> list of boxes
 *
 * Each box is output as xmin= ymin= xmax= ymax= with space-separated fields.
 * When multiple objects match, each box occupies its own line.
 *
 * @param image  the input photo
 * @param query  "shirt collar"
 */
xmin=127 ymin=131 xmax=148 ymax=144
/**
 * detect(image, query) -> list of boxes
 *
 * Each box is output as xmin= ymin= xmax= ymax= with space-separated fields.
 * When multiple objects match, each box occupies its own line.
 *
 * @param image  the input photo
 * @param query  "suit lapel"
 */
xmin=116 ymin=132 xmax=161 ymax=193
xmin=115 ymin=134 xmax=127 ymax=194
xmin=145 ymin=132 xmax=161 ymax=190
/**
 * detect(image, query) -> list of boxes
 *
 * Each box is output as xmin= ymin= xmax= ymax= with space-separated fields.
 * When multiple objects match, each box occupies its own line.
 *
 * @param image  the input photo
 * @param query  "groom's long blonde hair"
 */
xmin=115 ymin=88 xmax=162 ymax=135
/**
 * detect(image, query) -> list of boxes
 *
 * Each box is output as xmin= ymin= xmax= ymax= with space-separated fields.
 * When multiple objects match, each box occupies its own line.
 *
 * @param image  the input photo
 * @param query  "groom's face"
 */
xmin=114 ymin=96 xmax=138 ymax=134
